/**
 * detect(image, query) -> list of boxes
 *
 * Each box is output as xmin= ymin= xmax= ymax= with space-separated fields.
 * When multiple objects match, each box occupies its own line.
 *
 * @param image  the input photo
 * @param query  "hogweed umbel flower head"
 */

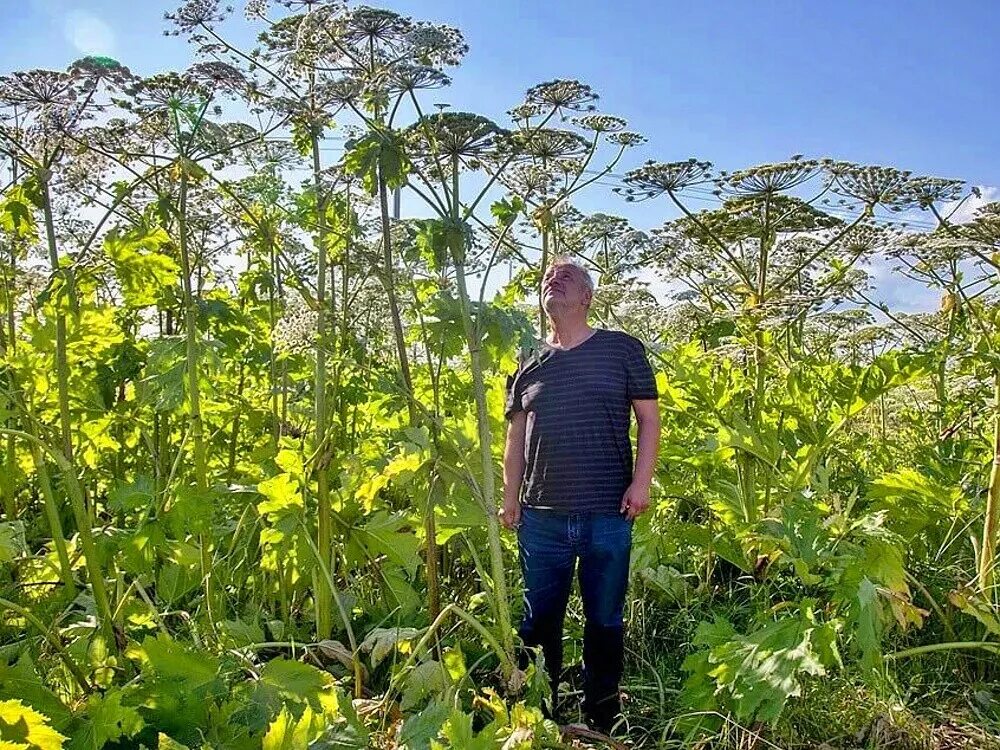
xmin=499 ymin=163 xmax=556 ymax=201
xmin=715 ymin=158 xmax=821 ymax=197
xmin=273 ymin=294 xmax=319 ymax=355
xmin=524 ymin=79 xmax=599 ymax=113
xmin=513 ymin=128 xmax=589 ymax=164
xmin=406 ymin=112 xmax=506 ymax=161
xmin=121 ymin=71 xmax=211 ymax=115
xmin=507 ymin=103 xmax=545 ymax=125
xmin=406 ymin=24 xmax=468 ymax=67
xmin=69 ymin=56 xmax=134 ymax=88
xmin=905 ymin=176 xmax=966 ymax=209
xmin=607 ymin=131 xmax=646 ymax=148
xmin=618 ymin=159 xmax=713 ymax=201
xmin=386 ymin=64 xmax=451 ymax=94
xmin=827 ymin=162 xmax=917 ymax=211
xmin=165 ymin=0 xmax=232 ymax=34
xmin=187 ymin=61 xmax=250 ymax=98
xmin=0 ymin=69 xmax=79 ymax=109
xmin=572 ymin=114 xmax=627 ymax=133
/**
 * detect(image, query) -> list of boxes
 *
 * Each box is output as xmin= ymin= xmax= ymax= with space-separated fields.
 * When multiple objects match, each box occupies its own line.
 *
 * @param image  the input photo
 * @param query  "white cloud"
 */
xmin=865 ymin=256 xmax=938 ymax=314
xmin=941 ymin=185 xmax=1000 ymax=225
xmin=64 ymin=9 xmax=115 ymax=55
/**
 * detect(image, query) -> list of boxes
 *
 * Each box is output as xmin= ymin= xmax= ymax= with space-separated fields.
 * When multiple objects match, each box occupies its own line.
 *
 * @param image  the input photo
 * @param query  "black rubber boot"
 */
xmin=582 ymin=622 xmax=624 ymax=733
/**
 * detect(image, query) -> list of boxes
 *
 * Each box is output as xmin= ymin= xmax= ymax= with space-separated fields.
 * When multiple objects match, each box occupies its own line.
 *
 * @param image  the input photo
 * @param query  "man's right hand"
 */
xmin=499 ymin=498 xmax=521 ymax=530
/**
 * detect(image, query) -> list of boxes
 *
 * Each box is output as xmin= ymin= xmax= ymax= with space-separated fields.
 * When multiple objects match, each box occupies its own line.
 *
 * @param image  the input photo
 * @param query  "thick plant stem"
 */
xmin=303 ymin=525 xmax=362 ymax=697
xmin=311 ymin=133 xmax=333 ymax=640
xmin=268 ymin=236 xmax=280 ymax=450
xmin=979 ymin=370 xmax=1000 ymax=594
xmin=176 ymin=171 xmax=208 ymax=487
xmin=448 ymin=156 xmax=515 ymax=674
xmin=425 ymin=475 xmax=442 ymax=623
xmin=377 ymin=167 xmax=415 ymax=423
xmin=338 ymin=187 xmax=352 ymax=444
xmin=39 ymin=176 xmax=73 ymax=461
xmin=1 ymin=244 xmax=17 ymax=520
xmin=538 ymin=225 xmax=549 ymax=338
xmin=226 ymin=364 xmax=246 ymax=482
xmin=32 ymin=449 xmax=75 ymax=590
xmin=175 ymin=168 xmax=215 ymax=627
xmin=888 ymin=640 xmax=1000 ymax=661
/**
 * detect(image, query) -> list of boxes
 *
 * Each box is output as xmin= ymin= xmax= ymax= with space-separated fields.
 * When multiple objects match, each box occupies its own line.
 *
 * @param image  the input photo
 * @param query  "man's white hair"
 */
xmin=548 ymin=256 xmax=595 ymax=294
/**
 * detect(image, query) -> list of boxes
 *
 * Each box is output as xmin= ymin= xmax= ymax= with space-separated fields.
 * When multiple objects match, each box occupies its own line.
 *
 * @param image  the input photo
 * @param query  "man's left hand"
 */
xmin=620 ymin=482 xmax=650 ymax=520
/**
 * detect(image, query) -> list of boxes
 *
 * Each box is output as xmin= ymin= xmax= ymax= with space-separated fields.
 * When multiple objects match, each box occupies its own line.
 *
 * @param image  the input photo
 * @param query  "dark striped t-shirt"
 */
xmin=504 ymin=328 xmax=658 ymax=513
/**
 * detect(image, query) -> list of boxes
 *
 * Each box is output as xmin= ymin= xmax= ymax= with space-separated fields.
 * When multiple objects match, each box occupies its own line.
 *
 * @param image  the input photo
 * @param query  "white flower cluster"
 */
xmin=272 ymin=294 xmax=318 ymax=356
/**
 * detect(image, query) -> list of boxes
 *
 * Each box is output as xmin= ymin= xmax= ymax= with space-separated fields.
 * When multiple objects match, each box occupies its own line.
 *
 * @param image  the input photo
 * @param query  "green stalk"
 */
xmin=226 ymin=364 xmax=246 ymax=482
xmin=302 ymin=523 xmax=362 ymax=697
xmin=32 ymin=448 xmax=75 ymax=590
xmin=175 ymin=166 xmax=215 ymax=628
xmin=268 ymin=236 xmax=280 ymax=450
xmin=979 ymin=370 xmax=1000 ymax=594
xmin=1 ymin=240 xmax=17 ymax=520
xmin=377 ymin=166 xmax=416 ymax=423
xmin=311 ymin=133 xmax=333 ymax=640
xmin=38 ymin=175 xmax=73 ymax=461
xmin=425 ymin=474 xmax=442 ymax=622
xmin=338 ymin=186 xmax=352 ymax=443
xmin=748 ymin=207 xmax=774 ymax=523
xmin=176 ymin=169 xmax=208 ymax=487
xmin=887 ymin=641 xmax=1000 ymax=661
xmin=538 ymin=222 xmax=549 ymax=338
xmin=448 ymin=154 xmax=515 ymax=674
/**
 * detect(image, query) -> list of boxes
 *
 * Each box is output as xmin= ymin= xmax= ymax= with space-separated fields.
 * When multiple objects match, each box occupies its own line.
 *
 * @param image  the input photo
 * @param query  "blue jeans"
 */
xmin=516 ymin=507 xmax=632 ymax=727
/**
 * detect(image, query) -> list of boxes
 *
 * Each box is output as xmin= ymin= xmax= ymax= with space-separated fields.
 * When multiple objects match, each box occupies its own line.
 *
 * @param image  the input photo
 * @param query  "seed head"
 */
xmin=500 ymin=163 xmax=556 ymax=200
xmin=0 ymin=70 xmax=79 ymax=109
xmin=507 ymin=103 xmax=545 ymax=124
xmin=386 ymin=64 xmax=451 ymax=94
xmin=905 ymin=176 xmax=965 ymax=209
xmin=607 ymin=131 xmax=646 ymax=148
xmin=572 ymin=114 xmax=627 ymax=133
xmin=827 ymin=162 xmax=916 ymax=210
xmin=406 ymin=24 xmax=468 ymax=67
xmin=166 ymin=0 xmax=232 ymax=34
xmin=524 ymin=79 xmax=599 ymax=113
xmin=406 ymin=112 xmax=506 ymax=160
xmin=513 ymin=128 xmax=589 ymax=163
xmin=715 ymin=159 xmax=821 ymax=196
xmin=618 ymin=159 xmax=713 ymax=200
xmin=187 ymin=61 xmax=249 ymax=97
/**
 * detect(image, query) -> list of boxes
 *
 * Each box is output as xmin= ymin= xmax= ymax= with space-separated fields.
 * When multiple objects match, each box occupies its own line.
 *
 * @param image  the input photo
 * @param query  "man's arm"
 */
xmin=500 ymin=410 xmax=527 ymax=529
xmin=621 ymin=399 xmax=661 ymax=520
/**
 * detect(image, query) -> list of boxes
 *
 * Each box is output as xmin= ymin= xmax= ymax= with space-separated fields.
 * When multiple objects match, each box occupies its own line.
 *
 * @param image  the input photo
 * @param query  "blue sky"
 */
xmin=4 ymin=0 xmax=999 ymax=310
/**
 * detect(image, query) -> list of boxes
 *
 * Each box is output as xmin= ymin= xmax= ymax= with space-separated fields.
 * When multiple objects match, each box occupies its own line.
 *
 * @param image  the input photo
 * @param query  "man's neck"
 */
xmin=546 ymin=313 xmax=593 ymax=349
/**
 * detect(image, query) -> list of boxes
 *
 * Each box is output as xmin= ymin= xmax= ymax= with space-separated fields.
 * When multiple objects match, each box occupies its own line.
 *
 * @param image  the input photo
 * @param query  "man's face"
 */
xmin=542 ymin=263 xmax=591 ymax=315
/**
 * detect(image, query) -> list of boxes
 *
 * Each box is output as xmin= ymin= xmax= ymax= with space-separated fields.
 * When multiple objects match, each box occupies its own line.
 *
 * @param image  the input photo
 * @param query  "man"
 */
xmin=500 ymin=258 xmax=661 ymax=733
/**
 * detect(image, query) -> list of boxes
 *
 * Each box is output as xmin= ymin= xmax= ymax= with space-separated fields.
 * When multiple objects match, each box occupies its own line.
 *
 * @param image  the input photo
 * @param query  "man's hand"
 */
xmin=499 ymin=497 xmax=522 ymax=530
xmin=620 ymin=482 xmax=650 ymax=520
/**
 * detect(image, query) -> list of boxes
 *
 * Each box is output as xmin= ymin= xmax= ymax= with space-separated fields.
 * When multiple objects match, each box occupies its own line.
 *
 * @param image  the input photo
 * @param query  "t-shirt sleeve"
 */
xmin=504 ymin=368 xmax=523 ymax=420
xmin=625 ymin=336 xmax=658 ymax=400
